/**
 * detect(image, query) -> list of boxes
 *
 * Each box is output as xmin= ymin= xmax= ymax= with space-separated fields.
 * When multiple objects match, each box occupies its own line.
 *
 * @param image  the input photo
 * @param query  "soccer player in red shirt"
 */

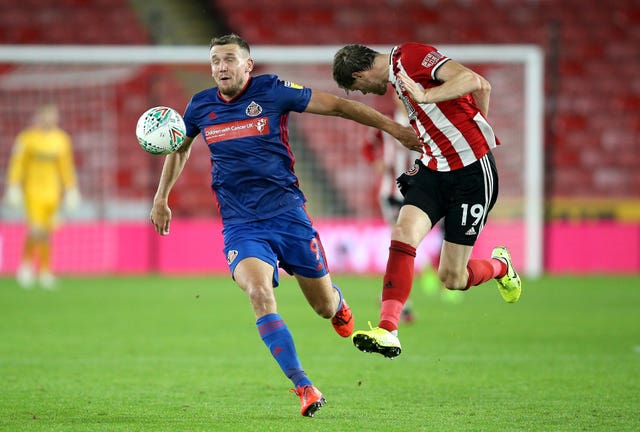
xmin=333 ymin=43 xmax=522 ymax=358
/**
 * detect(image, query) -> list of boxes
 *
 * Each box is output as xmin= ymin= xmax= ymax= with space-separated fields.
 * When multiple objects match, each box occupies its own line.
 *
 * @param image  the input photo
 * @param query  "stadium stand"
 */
xmin=1 ymin=0 xmax=638 ymax=217
xmin=214 ymin=0 xmax=640 ymax=203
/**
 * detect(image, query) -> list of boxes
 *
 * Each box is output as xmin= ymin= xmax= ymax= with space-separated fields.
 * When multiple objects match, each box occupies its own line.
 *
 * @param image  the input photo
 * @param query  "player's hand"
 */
xmin=64 ymin=187 xmax=81 ymax=211
xmin=5 ymin=184 xmax=23 ymax=209
xmin=395 ymin=125 xmax=423 ymax=153
xmin=397 ymin=71 xmax=428 ymax=104
xmin=150 ymin=200 xmax=172 ymax=235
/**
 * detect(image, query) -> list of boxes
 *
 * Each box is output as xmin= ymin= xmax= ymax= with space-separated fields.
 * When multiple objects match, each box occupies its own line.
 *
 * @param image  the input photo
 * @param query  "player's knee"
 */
xmin=390 ymin=224 xmax=420 ymax=246
xmin=438 ymin=268 xmax=467 ymax=291
xmin=312 ymin=302 xmax=334 ymax=319
xmin=28 ymin=226 xmax=49 ymax=241
xmin=390 ymin=223 xmax=408 ymax=240
xmin=244 ymin=284 xmax=274 ymax=307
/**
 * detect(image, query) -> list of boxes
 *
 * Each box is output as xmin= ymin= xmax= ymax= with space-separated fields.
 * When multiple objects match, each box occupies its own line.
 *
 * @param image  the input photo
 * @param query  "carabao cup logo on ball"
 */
xmin=136 ymin=106 xmax=186 ymax=155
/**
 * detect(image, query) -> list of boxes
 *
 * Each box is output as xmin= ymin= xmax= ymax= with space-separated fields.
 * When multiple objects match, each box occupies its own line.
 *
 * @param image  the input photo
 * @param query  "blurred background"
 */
xmin=0 ymin=0 xmax=638 ymax=277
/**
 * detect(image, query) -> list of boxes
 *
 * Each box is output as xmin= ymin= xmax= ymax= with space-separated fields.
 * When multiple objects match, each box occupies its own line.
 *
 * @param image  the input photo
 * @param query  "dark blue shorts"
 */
xmin=222 ymin=206 xmax=329 ymax=287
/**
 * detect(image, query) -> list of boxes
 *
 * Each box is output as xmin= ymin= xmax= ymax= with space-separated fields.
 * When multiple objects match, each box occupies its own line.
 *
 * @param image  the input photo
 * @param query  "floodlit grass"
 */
xmin=1 ymin=274 xmax=639 ymax=431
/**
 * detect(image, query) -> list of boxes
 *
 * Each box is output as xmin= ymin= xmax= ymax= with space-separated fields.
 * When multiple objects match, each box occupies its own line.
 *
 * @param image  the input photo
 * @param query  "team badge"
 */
xmin=404 ymin=163 xmax=419 ymax=176
xmin=245 ymin=101 xmax=263 ymax=117
xmin=421 ymin=51 xmax=443 ymax=68
xmin=227 ymin=250 xmax=238 ymax=265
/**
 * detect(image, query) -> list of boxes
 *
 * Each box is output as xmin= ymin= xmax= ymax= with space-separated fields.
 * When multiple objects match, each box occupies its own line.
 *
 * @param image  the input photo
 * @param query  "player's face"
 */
xmin=37 ymin=105 xmax=59 ymax=129
xmin=349 ymin=70 xmax=388 ymax=96
xmin=210 ymin=44 xmax=254 ymax=99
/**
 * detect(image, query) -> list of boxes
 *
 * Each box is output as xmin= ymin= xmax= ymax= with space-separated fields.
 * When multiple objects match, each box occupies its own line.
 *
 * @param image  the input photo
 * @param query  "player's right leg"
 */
xmin=227 ymin=225 xmax=325 ymax=417
xmin=235 ymin=257 xmax=321 ymax=415
xmin=352 ymin=205 xmax=431 ymax=358
xmin=16 ymin=259 xmax=35 ymax=289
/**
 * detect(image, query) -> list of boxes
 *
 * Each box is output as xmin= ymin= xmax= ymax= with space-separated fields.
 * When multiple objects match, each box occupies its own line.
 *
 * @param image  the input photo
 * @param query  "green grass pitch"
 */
xmin=1 ymin=273 xmax=639 ymax=431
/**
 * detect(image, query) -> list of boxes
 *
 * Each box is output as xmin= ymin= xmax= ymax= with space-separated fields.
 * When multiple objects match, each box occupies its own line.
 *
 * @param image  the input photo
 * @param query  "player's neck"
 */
xmin=375 ymin=54 xmax=391 ymax=82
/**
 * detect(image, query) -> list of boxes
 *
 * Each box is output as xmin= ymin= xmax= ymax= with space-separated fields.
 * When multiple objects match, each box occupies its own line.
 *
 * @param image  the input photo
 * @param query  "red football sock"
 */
xmin=379 ymin=240 xmax=416 ymax=332
xmin=466 ymin=258 xmax=507 ymax=289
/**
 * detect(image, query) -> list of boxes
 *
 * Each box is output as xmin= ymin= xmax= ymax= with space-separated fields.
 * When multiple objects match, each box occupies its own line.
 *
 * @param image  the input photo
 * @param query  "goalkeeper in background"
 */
xmin=4 ymin=104 xmax=80 ymax=289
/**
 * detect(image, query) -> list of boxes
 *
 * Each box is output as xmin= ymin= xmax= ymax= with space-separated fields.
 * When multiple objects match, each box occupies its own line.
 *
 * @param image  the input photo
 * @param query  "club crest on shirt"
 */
xmin=245 ymin=101 xmax=263 ymax=117
xmin=404 ymin=163 xmax=419 ymax=176
xmin=227 ymin=250 xmax=238 ymax=265
xmin=421 ymin=51 xmax=443 ymax=68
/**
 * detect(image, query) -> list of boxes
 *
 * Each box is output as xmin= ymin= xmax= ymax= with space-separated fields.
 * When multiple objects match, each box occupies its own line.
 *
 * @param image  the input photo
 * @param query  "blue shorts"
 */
xmin=222 ymin=206 xmax=329 ymax=287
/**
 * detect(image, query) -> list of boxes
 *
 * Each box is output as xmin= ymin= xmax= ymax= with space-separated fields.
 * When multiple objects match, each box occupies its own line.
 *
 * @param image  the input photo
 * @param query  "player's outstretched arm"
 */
xmin=304 ymin=90 xmax=422 ymax=152
xmin=398 ymin=61 xmax=491 ymax=117
xmin=150 ymin=137 xmax=194 ymax=235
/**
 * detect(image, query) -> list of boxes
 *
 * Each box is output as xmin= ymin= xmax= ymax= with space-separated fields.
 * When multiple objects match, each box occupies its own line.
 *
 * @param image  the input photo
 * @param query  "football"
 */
xmin=135 ymin=106 xmax=186 ymax=155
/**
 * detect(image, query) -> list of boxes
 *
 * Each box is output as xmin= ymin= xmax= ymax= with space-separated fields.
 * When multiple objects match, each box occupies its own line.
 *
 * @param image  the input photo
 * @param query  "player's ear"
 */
xmin=246 ymin=58 xmax=254 ymax=73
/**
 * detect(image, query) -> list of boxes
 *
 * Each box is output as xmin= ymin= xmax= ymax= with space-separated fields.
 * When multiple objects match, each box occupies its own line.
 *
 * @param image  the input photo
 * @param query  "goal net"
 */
xmin=0 ymin=45 xmax=543 ymax=277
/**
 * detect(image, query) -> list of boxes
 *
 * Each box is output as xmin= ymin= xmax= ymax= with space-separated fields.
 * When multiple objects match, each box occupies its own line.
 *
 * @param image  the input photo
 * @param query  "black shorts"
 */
xmin=396 ymin=152 xmax=499 ymax=246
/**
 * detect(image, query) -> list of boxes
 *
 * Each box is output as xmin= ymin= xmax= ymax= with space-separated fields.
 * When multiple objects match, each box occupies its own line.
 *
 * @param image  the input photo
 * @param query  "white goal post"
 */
xmin=0 ymin=44 xmax=544 ymax=277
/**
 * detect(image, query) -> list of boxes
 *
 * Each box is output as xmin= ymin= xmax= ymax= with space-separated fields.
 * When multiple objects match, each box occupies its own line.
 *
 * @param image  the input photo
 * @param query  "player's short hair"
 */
xmin=210 ymin=33 xmax=250 ymax=54
xmin=333 ymin=44 xmax=379 ymax=90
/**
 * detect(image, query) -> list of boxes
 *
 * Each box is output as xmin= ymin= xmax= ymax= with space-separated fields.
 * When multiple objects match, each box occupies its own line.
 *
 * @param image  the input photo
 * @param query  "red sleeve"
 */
xmin=394 ymin=42 xmax=449 ymax=84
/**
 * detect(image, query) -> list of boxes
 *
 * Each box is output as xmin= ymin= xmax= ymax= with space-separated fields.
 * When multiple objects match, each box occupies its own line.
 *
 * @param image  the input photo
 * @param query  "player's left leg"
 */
xmin=37 ymin=230 xmax=56 ymax=290
xmin=290 ymin=273 xmax=347 ymax=415
xmin=17 ymin=233 xmax=37 ymax=288
xmin=276 ymin=207 xmax=354 ymax=338
xmin=295 ymin=274 xmax=353 ymax=338
xmin=438 ymin=241 xmax=521 ymax=303
xmin=438 ymin=241 xmax=475 ymax=289
xmin=439 ymin=152 xmax=520 ymax=301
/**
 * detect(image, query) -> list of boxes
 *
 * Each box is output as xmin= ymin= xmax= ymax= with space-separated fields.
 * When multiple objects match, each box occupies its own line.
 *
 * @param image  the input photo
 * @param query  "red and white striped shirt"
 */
xmin=390 ymin=43 xmax=499 ymax=172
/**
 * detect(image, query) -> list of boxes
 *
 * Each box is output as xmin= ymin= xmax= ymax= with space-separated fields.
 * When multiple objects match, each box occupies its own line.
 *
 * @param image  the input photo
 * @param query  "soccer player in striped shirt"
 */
xmin=333 ymin=43 xmax=522 ymax=359
xmin=149 ymin=34 xmax=421 ymax=417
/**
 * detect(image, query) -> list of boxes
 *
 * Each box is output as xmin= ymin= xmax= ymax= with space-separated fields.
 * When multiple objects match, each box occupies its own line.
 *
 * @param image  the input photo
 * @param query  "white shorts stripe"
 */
xmin=478 ymin=154 xmax=494 ymax=234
